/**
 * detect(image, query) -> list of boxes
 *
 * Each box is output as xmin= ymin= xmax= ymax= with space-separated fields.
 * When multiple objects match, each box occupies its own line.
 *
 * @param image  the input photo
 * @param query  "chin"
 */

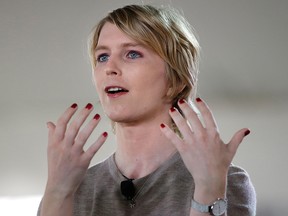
xmin=105 ymin=111 xmax=128 ymax=122
xmin=106 ymin=113 xmax=141 ymax=126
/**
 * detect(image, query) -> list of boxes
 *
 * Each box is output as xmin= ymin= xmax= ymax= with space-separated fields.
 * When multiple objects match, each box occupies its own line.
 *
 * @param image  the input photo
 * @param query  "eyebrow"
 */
xmin=95 ymin=42 xmax=144 ymax=52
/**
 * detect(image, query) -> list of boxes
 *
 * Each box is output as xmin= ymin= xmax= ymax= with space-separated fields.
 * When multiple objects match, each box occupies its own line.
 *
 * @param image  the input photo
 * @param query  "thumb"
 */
xmin=46 ymin=121 xmax=56 ymax=137
xmin=228 ymin=128 xmax=250 ymax=156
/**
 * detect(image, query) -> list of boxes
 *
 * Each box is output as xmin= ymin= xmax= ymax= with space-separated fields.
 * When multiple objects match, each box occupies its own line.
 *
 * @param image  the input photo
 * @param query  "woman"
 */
xmin=38 ymin=4 xmax=256 ymax=216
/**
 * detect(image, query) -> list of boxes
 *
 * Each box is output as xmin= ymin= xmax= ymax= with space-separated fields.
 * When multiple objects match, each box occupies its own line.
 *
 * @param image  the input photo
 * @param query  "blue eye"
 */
xmin=127 ymin=51 xmax=141 ymax=59
xmin=97 ymin=54 xmax=109 ymax=62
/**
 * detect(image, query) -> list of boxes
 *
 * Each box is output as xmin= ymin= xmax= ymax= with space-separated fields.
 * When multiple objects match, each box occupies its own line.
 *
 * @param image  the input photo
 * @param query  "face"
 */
xmin=93 ymin=23 xmax=171 ymax=125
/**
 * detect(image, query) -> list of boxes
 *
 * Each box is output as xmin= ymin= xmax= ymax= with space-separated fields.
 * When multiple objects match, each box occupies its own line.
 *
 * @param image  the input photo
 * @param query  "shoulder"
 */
xmin=86 ymin=155 xmax=114 ymax=181
xmin=227 ymin=164 xmax=255 ymax=191
xmin=77 ymin=155 xmax=113 ymax=191
xmin=74 ymin=155 xmax=114 ymax=206
xmin=227 ymin=164 xmax=257 ymax=216
xmin=87 ymin=157 xmax=110 ymax=174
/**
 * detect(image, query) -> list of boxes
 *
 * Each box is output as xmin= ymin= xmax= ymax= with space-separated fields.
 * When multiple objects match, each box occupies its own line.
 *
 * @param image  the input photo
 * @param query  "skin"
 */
xmin=94 ymin=23 xmax=171 ymax=126
xmin=93 ymin=23 xmax=176 ymax=179
xmin=40 ymin=23 xmax=249 ymax=216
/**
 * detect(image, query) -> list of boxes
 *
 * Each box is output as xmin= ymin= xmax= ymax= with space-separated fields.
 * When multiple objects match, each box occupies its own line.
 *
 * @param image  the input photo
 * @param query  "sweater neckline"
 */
xmin=107 ymin=151 xmax=181 ymax=184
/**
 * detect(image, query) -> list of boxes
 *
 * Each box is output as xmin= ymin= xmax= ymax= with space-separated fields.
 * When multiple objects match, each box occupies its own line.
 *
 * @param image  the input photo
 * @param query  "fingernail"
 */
xmin=196 ymin=97 xmax=202 ymax=102
xmin=170 ymin=107 xmax=176 ymax=112
xmin=160 ymin=123 xmax=166 ymax=128
xmin=93 ymin=114 xmax=100 ymax=120
xmin=71 ymin=103 xmax=77 ymax=108
xmin=85 ymin=103 xmax=93 ymax=110
xmin=244 ymin=129 xmax=250 ymax=136
xmin=179 ymin=99 xmax=185 ymax=104
xmin=103 ymin=132 xmax=108 ymax=137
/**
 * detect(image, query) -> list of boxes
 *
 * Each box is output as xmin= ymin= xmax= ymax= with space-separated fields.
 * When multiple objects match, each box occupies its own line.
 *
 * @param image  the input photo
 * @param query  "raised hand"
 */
xmin=45 ymin=103 xmax=107 ymax=198
xmin=160 ymin=98 xmax=250 ymax=203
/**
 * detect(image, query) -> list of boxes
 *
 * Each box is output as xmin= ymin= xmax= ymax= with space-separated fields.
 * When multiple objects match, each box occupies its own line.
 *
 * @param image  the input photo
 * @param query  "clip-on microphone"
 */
xmin=121 ymin=179 xmax=135 ymax=201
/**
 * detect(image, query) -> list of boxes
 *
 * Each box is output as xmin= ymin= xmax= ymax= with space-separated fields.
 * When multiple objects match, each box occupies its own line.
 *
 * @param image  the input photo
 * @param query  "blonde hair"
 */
xmin=88 ymin=4 xmax=200 ymax=107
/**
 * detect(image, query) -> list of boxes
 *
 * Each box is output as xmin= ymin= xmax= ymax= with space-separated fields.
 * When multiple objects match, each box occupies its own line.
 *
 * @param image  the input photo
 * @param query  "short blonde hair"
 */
xmin=89 ymin=4 xmax=200 ymax=106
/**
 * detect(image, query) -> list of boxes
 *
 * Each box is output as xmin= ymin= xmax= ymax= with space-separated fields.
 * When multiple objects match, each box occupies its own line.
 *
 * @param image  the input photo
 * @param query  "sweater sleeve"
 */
xmin=226 ymin=165 xmax=257 ymax=216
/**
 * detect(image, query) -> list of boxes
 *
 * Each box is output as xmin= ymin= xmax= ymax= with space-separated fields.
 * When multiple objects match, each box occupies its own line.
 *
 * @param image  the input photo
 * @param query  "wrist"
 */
xmin=191 ymin=197 xmax=228 ymax=216
xmin=41 ymin=191 xmax=74 ymax=216
xmin=44 ymin=184 xmax=75 ymax=200
xmin=194 ymin=175 xmax=227 ymax=204
xmin=193 ymin=179 xmax=227 ymax=204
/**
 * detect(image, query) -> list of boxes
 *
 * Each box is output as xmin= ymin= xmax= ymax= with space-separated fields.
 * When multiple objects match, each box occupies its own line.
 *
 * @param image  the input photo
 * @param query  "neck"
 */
xmin=114 ymin=119 xmax=176 ymax=180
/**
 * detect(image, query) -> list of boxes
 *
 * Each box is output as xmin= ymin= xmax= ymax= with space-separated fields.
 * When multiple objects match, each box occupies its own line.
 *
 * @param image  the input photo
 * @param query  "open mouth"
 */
xmin=105 ymin=87 xmax=129 ymax=94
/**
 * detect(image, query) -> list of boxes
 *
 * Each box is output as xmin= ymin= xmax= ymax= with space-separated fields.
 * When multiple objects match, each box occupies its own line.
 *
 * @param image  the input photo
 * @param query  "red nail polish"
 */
xmin=160 ymin=123 xmax=165 ymax=128
xmin=179 ymin=99 xmax=185 ymax=104
xmin=196 ymin=97 xmax=202 ymax=102
xmin=71 ymin=103 xmax=77 ymax=109
xmin=103 ymin=132 xmax=108 ymax=137
xmin=85 ymin=103 xmax=93 ymax=110
xmin=93 ymin=114 xmax=100 ymax=120
xmin=170 ymin=107 xmax=176 ymax=112
xmin=244 ymin=129 xmax=250 ymax=136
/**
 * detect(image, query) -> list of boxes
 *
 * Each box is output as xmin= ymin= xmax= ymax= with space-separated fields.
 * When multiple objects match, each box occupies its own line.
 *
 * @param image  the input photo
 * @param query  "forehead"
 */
xmin=97 ymin=23 xmax=137 ymax=46
xmin=95 ymin=22 xmax=160 ymax=56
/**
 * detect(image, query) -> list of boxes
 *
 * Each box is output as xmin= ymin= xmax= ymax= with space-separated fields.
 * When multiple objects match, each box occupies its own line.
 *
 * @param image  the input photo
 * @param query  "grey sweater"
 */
xmin=69 ymin=152 xmax=256 ymax=216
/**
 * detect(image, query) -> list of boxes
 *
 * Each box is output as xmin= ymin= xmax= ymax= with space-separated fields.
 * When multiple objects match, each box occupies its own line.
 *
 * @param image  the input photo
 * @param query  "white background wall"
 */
xmin=0 ymin=0 xmax=287 ymax=215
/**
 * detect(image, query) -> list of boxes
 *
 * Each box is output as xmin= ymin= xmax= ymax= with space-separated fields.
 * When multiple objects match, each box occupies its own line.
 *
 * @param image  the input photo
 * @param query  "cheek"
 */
xmin=150 ymin=66 xmax=169 ymax=90
xmin=92 ymin=71 xmax=101 ymax=94
xmin=140 ymin=70 xmax=169 ymax=97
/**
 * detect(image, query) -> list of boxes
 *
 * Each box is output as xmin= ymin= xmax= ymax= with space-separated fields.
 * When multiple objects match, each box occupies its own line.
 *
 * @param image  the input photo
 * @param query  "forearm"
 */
xmin=39 ymin=191 xmax=74 ymax=216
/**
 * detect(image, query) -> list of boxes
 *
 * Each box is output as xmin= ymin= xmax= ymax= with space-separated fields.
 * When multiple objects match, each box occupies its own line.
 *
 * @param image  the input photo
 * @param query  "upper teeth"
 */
xmin=108 ymin=87 xmax=123 ymax=92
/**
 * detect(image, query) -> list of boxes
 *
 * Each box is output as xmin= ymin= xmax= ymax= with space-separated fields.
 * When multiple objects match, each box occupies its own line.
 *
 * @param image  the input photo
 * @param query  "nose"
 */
xmin=104 ymin=56 xmax=121 ymax=76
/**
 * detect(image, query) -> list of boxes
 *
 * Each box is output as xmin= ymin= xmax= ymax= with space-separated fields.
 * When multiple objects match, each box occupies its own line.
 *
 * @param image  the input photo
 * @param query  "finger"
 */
xmin=84 ymin=132 xmax=108 ymax=161
xmin=54 ymin=103 xmax=78 ymax=140
xmin=169 ymin=107 xmax=195 ymax=141
xmin=194 ymin=98 xmax=218 ymax=131
xmin=47 ymin=121 xmax=56 ymax=146
xmin=65 ymin=103 xmax=94 ymax=146
xmin=160 ymin=123 xmax=186 ymax=153
xmin=228 ymin=128 xmax=250 ymax=156
xmin=177 ymin=99 xmax=204 ymax=133
xmin=47 ymin=121 xmax=56 ymax=132
xmin=74 ymin=113 xmax=101 ymax=150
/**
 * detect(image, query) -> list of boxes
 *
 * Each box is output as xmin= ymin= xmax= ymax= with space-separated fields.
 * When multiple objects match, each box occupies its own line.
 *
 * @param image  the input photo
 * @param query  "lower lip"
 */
xmin=107 ymin=92 xmax=128 ymax=98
